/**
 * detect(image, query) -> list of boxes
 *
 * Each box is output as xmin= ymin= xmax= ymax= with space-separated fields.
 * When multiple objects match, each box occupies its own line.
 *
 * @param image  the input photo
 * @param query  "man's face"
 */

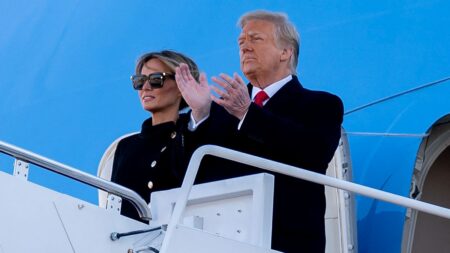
xmin=238 ymin=19 xmax=284 ymax=81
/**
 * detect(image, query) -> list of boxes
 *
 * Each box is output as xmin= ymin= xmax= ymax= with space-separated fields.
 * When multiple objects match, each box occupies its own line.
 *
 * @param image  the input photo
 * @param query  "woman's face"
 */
xmin=138 ymin=58 xmax=182 ymax=114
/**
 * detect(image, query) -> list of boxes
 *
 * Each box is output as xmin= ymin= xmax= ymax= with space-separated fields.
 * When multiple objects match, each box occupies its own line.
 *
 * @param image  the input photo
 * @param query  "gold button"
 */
xmin=151 ymin=160 xmax=157 ymax=168
xmin=147 ymin=181 xmax=153 ymax=189
xmin=171 ymin=131 xmax=177 ymax=139
xmin=161 ymin=146 xmax=167 ymax=152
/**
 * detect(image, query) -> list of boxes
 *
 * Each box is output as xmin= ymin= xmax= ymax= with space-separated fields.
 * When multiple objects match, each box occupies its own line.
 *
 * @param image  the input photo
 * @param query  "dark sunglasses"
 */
xmin=131 ymin=72 xmax=175 ymax=90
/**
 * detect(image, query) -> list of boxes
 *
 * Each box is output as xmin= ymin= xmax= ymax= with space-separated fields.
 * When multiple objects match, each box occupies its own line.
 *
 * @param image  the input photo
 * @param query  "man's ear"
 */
xmin=280 ymin=47 xmax=293 ymax=62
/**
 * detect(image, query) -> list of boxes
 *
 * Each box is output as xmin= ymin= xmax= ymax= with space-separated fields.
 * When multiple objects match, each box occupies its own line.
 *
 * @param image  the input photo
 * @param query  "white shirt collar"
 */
xmin=251 ymin=75 xmax=292 ymax=100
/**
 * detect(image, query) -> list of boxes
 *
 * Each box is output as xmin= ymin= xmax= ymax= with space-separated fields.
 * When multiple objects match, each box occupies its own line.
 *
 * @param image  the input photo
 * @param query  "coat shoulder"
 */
xmin=303 ymin=88 xmax=343 ymax=107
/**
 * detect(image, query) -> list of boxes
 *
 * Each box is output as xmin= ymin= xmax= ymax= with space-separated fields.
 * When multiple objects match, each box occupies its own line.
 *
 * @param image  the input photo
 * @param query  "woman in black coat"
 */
xmin=104 ymin=50 xmax=200 ymax=222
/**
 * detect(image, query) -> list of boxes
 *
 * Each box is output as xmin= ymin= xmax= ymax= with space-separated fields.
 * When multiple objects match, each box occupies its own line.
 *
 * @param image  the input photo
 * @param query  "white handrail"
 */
xmin=0 ymin=140 xmax=152 ymax=220
xmin=161 ymin=144 xmax=450 ymax=252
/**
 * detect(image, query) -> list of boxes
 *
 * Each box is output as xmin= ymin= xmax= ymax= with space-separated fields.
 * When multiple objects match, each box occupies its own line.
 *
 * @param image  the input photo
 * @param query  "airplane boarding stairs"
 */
xmin=1 ymin=139 xmax=450 ymax=253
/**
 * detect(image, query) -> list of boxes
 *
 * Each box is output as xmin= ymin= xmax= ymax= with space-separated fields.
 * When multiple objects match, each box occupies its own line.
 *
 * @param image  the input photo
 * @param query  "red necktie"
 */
xmin=254 ymin=90 xmax=269 ymax=107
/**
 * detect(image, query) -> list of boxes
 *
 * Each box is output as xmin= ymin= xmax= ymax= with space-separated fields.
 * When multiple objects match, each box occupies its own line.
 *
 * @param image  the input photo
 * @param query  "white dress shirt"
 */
xmin=238 ymin=75 xmax=292 ymax=129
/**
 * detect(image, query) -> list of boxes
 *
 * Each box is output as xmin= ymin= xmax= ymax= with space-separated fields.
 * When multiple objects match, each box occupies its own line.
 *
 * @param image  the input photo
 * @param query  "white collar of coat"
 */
xmin=251 ymin=74 xmax=292 ymax=100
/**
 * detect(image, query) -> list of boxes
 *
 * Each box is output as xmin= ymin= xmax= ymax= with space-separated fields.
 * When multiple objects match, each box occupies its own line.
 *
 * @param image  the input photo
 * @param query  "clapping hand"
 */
xmin=211 ymin=73 xmax=251 ymax=120
xmin=175 ymin=63 xmax=212 ymax=121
